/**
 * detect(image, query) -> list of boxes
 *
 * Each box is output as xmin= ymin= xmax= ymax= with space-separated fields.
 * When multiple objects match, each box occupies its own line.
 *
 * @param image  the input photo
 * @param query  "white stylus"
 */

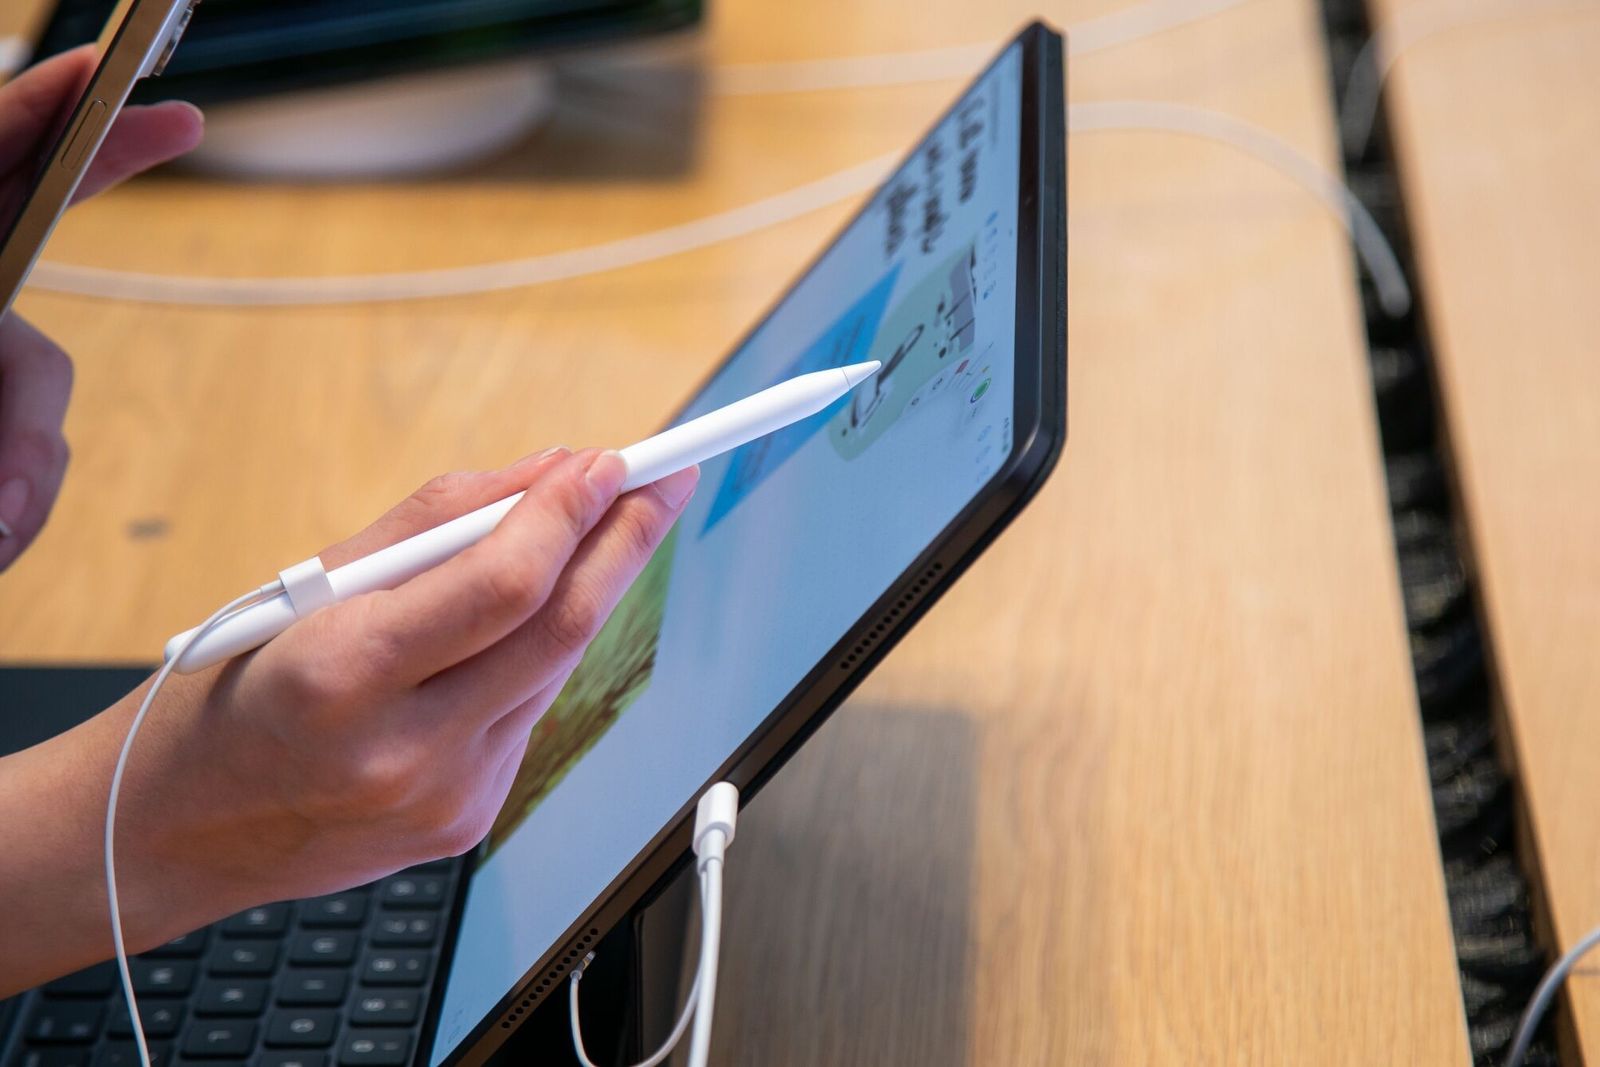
xmin=164 ymin=359 xmax=883 ymax=674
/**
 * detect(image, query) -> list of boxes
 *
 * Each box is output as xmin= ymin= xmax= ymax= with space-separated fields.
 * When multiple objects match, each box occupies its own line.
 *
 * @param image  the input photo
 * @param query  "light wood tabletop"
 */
xmin=1370 ymin=0 xmax=1600 ymax=1058
xmin=0 ymin=0 xmax=1474 ymax=1062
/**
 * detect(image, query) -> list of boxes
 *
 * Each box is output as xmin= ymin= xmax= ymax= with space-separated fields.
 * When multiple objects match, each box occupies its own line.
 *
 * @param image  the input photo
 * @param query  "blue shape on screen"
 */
xmin=700 ymin=263 xmax=901 ymax=535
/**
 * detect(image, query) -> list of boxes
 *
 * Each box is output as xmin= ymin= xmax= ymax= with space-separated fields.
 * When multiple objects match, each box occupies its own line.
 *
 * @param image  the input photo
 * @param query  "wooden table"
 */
xmin=1370 ymin=0 xmax=1600 ymax=1059
xmin=0 ymin=0 xmax=1475 ymax=1061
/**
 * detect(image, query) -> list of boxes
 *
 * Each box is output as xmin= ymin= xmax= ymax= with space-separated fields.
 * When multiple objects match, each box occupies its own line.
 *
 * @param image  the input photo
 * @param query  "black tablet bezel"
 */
xmin=424 ymin=22 xmax=1065 ymax=1066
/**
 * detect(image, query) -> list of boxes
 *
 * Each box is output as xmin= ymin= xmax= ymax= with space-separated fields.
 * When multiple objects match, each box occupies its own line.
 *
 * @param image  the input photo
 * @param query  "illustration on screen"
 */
xmin=484 ymin=527 xmax=682 ymax=856
xmin=830 ymin=242 xmax=980 ymax=459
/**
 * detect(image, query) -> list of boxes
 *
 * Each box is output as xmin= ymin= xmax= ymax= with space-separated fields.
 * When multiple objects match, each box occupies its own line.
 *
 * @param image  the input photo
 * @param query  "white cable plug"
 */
xmin=108 ymin=582 xmax=283 ymax=1067
xmin=685 ymin=783 xmax=736 ymax=1067
xmin=570 ymin=782 xmax=739 ymax=1067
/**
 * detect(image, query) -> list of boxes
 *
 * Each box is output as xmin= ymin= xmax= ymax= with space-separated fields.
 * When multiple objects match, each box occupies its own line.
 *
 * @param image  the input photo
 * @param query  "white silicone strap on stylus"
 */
xmin=279 ymin=557 xmax=336 ymax=619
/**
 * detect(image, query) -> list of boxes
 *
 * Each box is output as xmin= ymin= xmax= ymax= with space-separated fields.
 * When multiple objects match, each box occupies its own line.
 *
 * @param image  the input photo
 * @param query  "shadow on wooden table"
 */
xmin=709 ymin=703 xmax=977 ymax=1066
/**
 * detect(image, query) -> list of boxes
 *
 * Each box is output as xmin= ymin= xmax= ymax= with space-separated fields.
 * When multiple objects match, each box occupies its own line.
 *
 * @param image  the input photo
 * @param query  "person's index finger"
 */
xmin=425 ymin=464 xmax=699 ymax=727
xmin=318 ymin=447 xmax=570 ymax=571
xmin=72 ymin=101 xmax=204 ymax=204
xmin=351 ymin=449 xmax=628 ymax=686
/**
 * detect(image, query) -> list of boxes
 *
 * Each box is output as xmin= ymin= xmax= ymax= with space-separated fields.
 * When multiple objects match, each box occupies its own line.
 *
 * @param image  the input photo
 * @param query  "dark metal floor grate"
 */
xmin=1317 ymin=1 xmax=1556 ymax=1063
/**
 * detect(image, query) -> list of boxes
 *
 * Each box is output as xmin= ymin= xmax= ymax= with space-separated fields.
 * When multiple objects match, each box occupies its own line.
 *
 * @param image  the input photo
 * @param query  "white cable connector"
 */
xmin=693 ymin=782 xmax=738 ymax=859
xmin=571 ymin=782 xmax=739 ymax=1067
xmin=685 ymin=783 xmax=736 ymax=1067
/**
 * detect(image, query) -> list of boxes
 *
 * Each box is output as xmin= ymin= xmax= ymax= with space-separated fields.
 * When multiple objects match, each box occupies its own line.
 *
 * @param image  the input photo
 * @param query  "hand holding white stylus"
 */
xmin=165 ymin=360 xmax=881 ymax=673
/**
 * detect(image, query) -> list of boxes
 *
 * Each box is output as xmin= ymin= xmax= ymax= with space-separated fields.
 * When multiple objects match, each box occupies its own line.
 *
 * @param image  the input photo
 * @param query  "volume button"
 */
xmin=60 ymin=100 xmax=108 ymax=170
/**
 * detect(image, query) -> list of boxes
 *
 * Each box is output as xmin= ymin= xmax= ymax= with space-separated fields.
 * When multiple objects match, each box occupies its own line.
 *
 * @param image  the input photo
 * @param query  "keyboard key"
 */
xmin=370 ymin=915 xmax=438 ymax=948
xmin=299 ymin=893 xmax=367 ymax=929
xmin=196 ymin=979 xmax=269 ymax=1017
xmin=289 ymin=932 xmax=356 ymax=967
xmin=259 ymin=1054 xmax=328 ymax=1067
xmin=360 ymin=950 xmax=430 ymax=987
xmin=349 ymin=992 xmax=417 ymax=1027
xmin=208 ymin=942 xmax=279 ymax=977
xmin=140 ymin=930 xmax=207 ymax=959
xmin=107 ymin=1000 xmax=183 ymax=1039
xmin=221 ymin=904 xmax=290 ymax=938
xmin=378 ymin=876 xmax=447 ymax=910
xmin=93 ymin=1043 xmax=173 ymax=1067
xmin=26 ymin=1002 xmax=102 ymax=1043
xmin=9 ymin=1050 xmax=93 ymax=1067
xmin=180 ymin=1021 xmax=258 ymax=1059
xmin=42 ymin=962 xmax=117 ymax=998
xmin=338 ymin=1031 xmax=411 ymax=1066
xmin=130 ymin=960 xmax=195 ymax=997
xmin=277 ymin=971 xmax=348 ymax=1007
xmin=265 ymin=1010 xmax=339 ymax=1048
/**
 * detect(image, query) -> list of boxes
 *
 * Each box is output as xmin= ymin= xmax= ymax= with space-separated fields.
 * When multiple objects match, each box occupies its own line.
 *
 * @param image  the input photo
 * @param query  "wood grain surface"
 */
xmin=1368 ymin=0 xmax=1600 ymax=1058
xmin=0 ymin=0 xmax=1472 ymax=1061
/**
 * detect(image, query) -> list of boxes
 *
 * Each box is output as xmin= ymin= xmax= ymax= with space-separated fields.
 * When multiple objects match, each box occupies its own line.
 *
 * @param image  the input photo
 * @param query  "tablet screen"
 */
xmin=429 ymin=40 xmax=1024 ymax=1063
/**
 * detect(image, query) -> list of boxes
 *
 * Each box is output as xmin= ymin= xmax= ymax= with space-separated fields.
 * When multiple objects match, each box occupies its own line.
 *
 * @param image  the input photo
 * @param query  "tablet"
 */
xmin=424 ymin=22 xmax=1064 ymax=1065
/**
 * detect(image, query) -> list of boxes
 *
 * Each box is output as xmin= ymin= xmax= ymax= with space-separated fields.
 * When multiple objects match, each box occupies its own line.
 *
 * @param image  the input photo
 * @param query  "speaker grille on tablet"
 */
xmin=498 ymin=926 xmax=602 ymax=1029
xmin=839 ymin=562 xmax=944 ymax=670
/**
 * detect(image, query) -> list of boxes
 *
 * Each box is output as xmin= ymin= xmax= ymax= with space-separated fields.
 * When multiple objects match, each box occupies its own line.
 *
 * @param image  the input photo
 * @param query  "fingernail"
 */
xmin=0 ymin=478 xmax=27 ymax=539
xmin=652 ymin=466 xmax=700 ymax=510
xmin=585 ymin=451 xmax=628 ymax=498
xmin=516 ymin=445 xmax=569 ymax=467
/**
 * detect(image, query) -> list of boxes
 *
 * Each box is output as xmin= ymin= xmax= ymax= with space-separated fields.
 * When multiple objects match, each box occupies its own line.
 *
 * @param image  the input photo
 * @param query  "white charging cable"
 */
xmin=710 ymin=0 xmax=1252 ymax=95
xmin=570 ymin=782 xmax=738 ymax=1067
xmin=1071 ymin=100 xmax=1411 ymax=315
xmin=29 ymin=154 xmax=898 ymax=306
xmin=107 ymin=581 xmax=284 ymax=1067
xmin=13 ymin=0 xmax=1581 ymax=314
xmin=28 ymin=104 xmax=1411 ymax=315
xmin=1503 ymin=922 xmax=1600 ymax=1067
xmin=1340 ymin=0 xmax=1598 ymax=157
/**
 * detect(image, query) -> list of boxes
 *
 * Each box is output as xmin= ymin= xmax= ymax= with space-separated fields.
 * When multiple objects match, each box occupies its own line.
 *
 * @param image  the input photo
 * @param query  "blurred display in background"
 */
xmin=33 ymin=0 xmax=704 ymax=103
xmin=28 ymin=0 xmax=707 ymax=178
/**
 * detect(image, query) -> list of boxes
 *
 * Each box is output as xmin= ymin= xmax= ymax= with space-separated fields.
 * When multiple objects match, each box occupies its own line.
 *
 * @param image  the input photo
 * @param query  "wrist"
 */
xmin=105 ymin=672 xmax=311 ymax=927
xmin=0 ymin=683 xmax=256 ymax=993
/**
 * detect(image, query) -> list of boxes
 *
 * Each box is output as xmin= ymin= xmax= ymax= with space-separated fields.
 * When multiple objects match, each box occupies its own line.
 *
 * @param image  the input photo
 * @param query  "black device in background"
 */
xmin=0 ymin=666 xmax=690 ymax=1067
xmin=29 ymin=0 xmax=705 ymax=105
